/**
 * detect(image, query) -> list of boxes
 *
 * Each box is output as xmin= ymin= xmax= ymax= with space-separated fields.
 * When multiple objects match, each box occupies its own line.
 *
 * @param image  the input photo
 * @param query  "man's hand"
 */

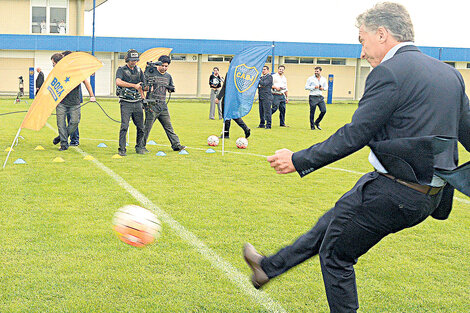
xmin=215 ymin=98 xmax=219 ymax=104
xmin=267 ymin=149 xmax=296 ymax=174
xmin=134 ymin=82 xmax=143 ymax=91
xmin=90 ymin=96 xmax=96 ymax=102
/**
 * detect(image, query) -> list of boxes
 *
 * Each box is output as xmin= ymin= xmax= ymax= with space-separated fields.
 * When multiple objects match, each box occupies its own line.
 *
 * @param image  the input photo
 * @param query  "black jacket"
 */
xmin=292 ymin=45 xmax=470 ymax=218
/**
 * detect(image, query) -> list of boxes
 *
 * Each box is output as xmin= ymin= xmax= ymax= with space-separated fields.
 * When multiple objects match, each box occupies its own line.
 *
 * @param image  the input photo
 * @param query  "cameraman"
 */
xmin=142 ymin=55 xmax=185 ymax=152
xmin=116 ymin=49 xmax=146 ymax=156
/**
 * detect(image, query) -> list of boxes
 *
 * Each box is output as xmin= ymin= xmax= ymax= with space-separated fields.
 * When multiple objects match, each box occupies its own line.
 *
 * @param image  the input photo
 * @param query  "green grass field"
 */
xmin=0 ymin=97 xmax=468 ymax=312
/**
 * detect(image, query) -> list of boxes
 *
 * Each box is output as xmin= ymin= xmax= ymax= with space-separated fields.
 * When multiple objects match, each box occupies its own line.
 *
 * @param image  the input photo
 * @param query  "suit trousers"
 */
xmin=258 ymin=97 xmax=273 ymax=128
xmin=56 ymin=103 xmax=80 ymax=148
xmin=260 ymin=172 xmax=442 ymax=313
xmin=272 ymin=94 xmax=287 ymax=126
xmin=309 ymin=95 xmax=326 ymax=128
xmin=209 ymin=89 xmax=222 ymax=119
xmin=119 ymin=100 xmax=145 ymax=152
xmin=143 ymin=107 xmax=181 ymax=150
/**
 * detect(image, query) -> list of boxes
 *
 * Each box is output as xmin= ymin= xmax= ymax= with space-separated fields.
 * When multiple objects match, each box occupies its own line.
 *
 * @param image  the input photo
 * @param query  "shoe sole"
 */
xmin=243 ymin=244 xmax=263 ymax=289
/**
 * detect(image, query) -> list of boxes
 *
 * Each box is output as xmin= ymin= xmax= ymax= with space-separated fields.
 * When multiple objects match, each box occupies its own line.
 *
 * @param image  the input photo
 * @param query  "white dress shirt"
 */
xmin=305 ymin=75 xmax=328 ymax=96
xmin=272 ymin=73 xmax=288 ymax=95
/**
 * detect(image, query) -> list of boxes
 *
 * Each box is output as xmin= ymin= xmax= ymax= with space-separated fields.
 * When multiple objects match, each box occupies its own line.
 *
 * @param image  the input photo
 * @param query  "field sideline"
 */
xmin=0 ymin=97 xmax=468 ymax=312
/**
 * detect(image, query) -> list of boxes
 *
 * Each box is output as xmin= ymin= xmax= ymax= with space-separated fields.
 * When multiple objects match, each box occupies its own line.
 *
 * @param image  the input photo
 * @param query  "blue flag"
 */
xmin=224 ymin=45 xmax=271 ymax=120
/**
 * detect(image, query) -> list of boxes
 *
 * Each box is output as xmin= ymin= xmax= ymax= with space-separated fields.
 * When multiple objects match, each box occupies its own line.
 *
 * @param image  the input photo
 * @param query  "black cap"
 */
xmin=125 ymin=49 xmax=140 ymax=62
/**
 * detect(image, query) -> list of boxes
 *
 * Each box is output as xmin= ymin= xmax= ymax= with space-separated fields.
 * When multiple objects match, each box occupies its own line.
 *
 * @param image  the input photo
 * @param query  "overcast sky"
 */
xmin=84 ymin=0 xmax=469 ymax=49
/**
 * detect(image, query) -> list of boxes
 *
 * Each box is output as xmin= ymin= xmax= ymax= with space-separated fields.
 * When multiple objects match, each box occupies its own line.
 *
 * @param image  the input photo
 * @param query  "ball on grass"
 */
xmin=113 ymin=205 xmax=161 ymax=248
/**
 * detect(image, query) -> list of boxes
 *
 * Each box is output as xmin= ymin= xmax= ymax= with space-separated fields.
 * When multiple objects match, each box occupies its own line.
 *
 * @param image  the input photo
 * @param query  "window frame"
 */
xmin=31 ymin=0 xmax=69 ymax=35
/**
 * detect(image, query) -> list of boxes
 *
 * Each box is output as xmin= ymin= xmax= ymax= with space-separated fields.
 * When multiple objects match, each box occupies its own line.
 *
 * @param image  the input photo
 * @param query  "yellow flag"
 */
xmin=21 ymin=52 xmax=103 ymax=131
xmin=136 ymin=47 xmax=172 ymax=69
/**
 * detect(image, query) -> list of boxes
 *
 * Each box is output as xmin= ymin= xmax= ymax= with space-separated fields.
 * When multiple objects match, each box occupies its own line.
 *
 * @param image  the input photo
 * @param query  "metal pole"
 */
xmin=90 ymin=0 xmax=96 ymax=94
xmin=271 ymin=41 xmax=275 ymax=74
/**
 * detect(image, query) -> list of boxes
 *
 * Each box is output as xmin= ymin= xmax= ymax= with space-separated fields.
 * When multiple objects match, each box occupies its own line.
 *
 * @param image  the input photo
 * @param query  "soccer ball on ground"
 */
xmin=113 ymin=205 xmax=162 ymax=248
xmin=207 ymin=135 xmax=219 ymax=146
xmin=236 ymin=137 xmax=248 ymax=149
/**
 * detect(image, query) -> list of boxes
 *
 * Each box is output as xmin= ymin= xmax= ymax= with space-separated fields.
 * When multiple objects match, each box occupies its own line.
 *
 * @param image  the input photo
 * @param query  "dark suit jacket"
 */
xmin=36 ymin=71 xmax=44 ymax=93
xmin=292 ymin=45 xmax=470 ymax=218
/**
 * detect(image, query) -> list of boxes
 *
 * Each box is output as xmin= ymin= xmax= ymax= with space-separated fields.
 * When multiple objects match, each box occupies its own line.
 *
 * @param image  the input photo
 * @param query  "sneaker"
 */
xmin=70 ymin=142 xmax=79 ymax=146
xmin=257 ymin=125 xmax=265 ymax=128
xmin=59 ymin=146 xmax=68 ymax=151
xmin=265 ymin=126 xmax=271 ymax=129
xmin=315 ymin=123 xmax=322 ymax=130
xmin=173 ymin=145 xmax=186 ymax=152
xmin=219 ymin=133 xmax=229 ymax=139
xmin=280 ymin=125 xmax=289 ymax=127
xmin=143 ymin=147 xmax=149 ymax=153
xmin=53 ymin=136 xmax=60 ymax=145
xmin=136 ymin=149 xmax=145 ymax=155
xmin=118 ymin=150 xmax=127 ymax=157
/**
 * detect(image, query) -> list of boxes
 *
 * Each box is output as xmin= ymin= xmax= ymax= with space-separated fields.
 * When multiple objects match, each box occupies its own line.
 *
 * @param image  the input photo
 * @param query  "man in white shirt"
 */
xmin=271 ymin=65 xmax=289 ymax=127
xmin=305 ymin=66 xmax=328 ymax=130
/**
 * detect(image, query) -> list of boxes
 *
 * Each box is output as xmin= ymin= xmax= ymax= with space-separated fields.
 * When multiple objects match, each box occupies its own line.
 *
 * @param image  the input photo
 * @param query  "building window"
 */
xmin=171 ymin=54 xmax=186 ymax=61
xmin=31 ymin=0 xmax=68 ymax=34
xmin=332 ymin=58 xmax=346 ymax=65
xmin=224 ymin=56 xmax=233 ymax=62
xmin=317 ymin=58 xmax=331 ymax=65
xmin=444 ymin=62 xmax=455 ymax=68
xmin=284 ymin=57 xmax=299 ymax=64
xmin=266 ymin=56 xmax=272 ymax=63
xmin=208 ymin=55 xmax=224 ymax=62
xmin=467 ymin=63 xmax=470 ymax=69
xmin=300 ymin=57 xmax=314 ymax=64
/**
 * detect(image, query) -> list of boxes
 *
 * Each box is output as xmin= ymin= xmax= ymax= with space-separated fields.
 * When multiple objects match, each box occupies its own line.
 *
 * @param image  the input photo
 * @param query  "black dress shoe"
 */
xmin=53 ymin=136 xmax=60 ymax=145
xmin=173 ymin=144 xmax=186 ymax=151
xmin=245 ymin=128 xmax=251 ymax=139
xmin=243 ymin=243 xmax=269 ymax=289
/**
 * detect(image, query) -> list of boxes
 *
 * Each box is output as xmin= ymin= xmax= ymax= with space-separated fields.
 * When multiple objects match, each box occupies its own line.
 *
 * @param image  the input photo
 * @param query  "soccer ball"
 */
xmin=207 ymin=135 xmax=219 ymax=146
xmin=236 ymin=137 xmax=248 ymax=149
xmin=113 ymin=205 xmax=162 ymax=248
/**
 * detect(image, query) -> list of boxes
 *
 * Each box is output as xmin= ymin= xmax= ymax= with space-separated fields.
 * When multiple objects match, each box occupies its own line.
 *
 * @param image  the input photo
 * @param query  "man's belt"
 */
xmin=381 ymin=173 xmax=443 ymax=195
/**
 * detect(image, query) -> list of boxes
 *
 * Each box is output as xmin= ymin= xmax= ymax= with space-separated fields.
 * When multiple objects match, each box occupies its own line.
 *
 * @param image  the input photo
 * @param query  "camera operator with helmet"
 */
xmin=116 ymin=49 xmax=146 ymax=156
xmin=142 ymin=55 xmax=185 ymax=152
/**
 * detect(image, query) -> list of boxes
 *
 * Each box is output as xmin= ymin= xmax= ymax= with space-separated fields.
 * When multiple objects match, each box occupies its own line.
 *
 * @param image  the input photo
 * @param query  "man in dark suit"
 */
xmin=243 ymin=3 xmax=470 ymax=312
xmin=35 ymin=67 xmax=44 ymax=95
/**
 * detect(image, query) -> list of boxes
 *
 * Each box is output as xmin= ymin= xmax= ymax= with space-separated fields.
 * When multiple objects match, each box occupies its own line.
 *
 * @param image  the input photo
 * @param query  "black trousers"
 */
xmin=221 ymin=100 xmax=249 ymax=136
xmin=119 ymin=100 xmax=145 ymax=152
xmin=259 ymin=96 xmax=273 ymax=128
xmin=143 ymin=107 xmax=181 ymax=150
xmin=309 ymin=95 xmax=326 ymax=128
xmin=272 ymin=94 xmax=287 ymax=126
xmin=260 ymin=172 xmax=442 ymax=313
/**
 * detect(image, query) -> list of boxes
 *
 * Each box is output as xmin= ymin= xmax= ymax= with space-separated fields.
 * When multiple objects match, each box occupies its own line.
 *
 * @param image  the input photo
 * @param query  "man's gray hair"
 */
xmin=356 ymin=2 xmax=414 ymax=42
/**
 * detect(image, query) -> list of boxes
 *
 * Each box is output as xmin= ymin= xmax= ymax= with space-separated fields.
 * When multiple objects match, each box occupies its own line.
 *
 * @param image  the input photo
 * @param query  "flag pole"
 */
xmin=3 ymin=127 xmax=22 ymax=169
xmin=221 ymin=120 xmax=225 ymax=156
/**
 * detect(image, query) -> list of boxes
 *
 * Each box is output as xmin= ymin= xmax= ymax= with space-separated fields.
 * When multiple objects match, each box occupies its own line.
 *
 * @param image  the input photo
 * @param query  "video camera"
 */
xmin=143 ymin=61 xmax=162 ymax=88
xmin=143 ymin=61 xmax=175 ymax=106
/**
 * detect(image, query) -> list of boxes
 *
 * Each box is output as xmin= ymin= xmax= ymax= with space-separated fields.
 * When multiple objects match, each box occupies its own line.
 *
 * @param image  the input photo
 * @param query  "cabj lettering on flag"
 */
xmin=224 ymin=45 xmax=271 ymax=120
xmin=21 ymin=52 xmax=103 ymax=131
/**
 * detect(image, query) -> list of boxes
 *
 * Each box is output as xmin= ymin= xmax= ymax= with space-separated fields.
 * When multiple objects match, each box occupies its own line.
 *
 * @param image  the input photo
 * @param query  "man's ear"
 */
xmin=377 ymin=27 xmax=388 ymax=43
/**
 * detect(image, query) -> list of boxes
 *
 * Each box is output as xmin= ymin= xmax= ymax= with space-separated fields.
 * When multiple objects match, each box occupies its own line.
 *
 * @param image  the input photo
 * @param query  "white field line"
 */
xmin=46 ymin=124 xmax=287 ymax=313
xmin=81 ymin=137 xmax=469 ymax=205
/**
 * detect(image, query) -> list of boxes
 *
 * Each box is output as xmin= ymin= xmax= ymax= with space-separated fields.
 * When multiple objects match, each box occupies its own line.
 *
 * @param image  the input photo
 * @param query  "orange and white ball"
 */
xmin=207 ymin=135 xmax=219 ymax=146
xmin=113 ymin=205 xmax=161 ymax=248
xmin=236 ymin=137 xmax=248 ymax=149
